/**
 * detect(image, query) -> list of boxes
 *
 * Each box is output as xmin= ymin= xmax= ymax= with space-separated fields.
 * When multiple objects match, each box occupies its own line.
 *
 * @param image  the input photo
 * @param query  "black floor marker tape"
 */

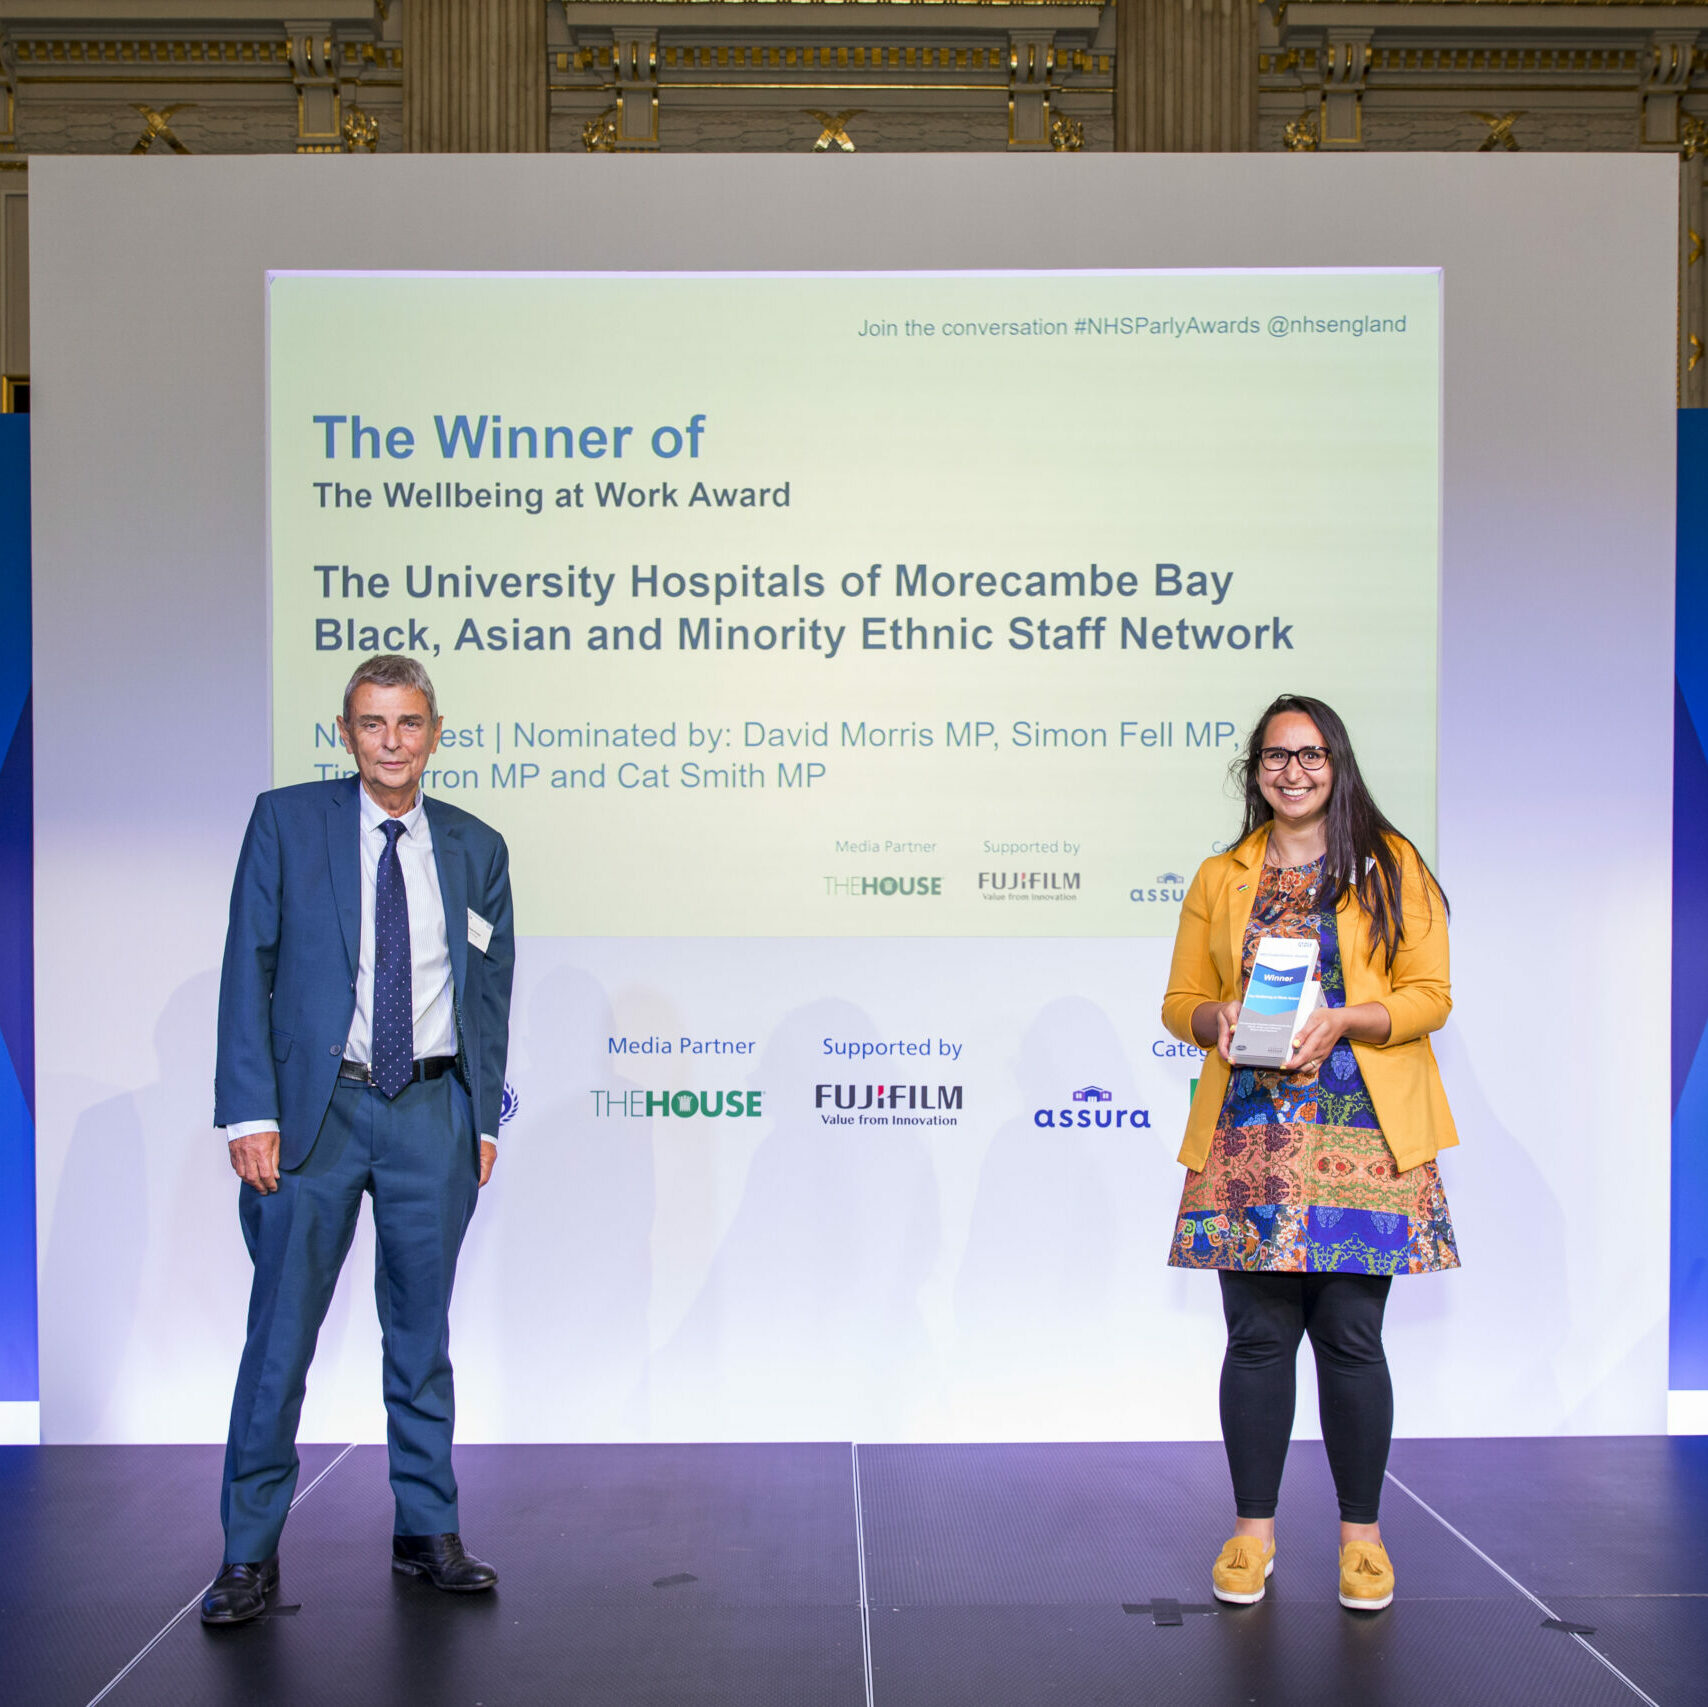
xmin=1541 ymin=1618 xmax=1597 ymax=1637
xmin=1122 ymin=1601 xmax=1219 ymax=1625
xmin=652 ymin=1573 xmax=698 ymax=1589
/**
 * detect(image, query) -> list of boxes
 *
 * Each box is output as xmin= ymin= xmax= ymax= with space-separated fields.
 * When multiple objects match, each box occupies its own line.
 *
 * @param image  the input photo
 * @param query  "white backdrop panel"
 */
xmin=29 ymin=154 xmax=1675 ymax=1443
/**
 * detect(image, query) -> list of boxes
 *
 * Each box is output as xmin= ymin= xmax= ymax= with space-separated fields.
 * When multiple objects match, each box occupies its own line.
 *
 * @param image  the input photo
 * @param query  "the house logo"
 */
xmin=590 ymin=1089 xmax=764 ymax=1118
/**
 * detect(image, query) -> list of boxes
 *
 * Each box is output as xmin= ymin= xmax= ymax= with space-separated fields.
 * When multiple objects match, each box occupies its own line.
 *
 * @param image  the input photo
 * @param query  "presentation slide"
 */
xmin=268 ymin=269 xmax=1440 ymax=937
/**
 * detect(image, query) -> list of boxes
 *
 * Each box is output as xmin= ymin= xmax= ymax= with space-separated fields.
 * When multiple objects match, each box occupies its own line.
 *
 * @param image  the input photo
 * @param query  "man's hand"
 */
xmin=229 ymin=1130 xmax=281 ymax=1194
xmin=479 ymin=1140 xmax=497 ymax=1188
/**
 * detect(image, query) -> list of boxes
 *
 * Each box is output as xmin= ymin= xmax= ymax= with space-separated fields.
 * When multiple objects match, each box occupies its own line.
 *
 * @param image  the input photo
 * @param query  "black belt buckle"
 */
xmin=339 ymin=1057 xmax=456 ymax=1086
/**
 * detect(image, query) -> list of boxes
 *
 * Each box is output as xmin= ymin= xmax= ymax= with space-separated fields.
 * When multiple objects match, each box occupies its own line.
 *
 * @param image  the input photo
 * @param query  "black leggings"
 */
xmin=1218 ymin=1271 xmax=1393 ymax=1525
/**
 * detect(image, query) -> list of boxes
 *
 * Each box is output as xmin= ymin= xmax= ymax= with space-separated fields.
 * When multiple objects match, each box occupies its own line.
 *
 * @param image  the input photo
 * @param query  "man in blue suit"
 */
xmin=202 ymin=654 xmax=514 ymax=1626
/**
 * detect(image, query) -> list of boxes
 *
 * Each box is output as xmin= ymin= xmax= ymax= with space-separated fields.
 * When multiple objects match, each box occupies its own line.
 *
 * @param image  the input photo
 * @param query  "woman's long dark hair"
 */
xmin=1231 ymin=693 xmax=1447 ymax=970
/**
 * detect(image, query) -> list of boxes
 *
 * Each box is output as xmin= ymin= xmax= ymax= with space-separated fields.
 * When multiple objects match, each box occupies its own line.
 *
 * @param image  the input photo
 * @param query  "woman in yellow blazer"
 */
xmin=1161 ymin=693 xmax=1458 ymax=1615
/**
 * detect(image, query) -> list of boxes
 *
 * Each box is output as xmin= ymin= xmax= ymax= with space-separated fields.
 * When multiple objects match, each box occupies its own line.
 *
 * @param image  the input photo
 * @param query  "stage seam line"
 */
xmin=1383 ymin=1470 xmax=1660 ymax=1707
xmin=82 ymin=1442 xmax=360 ymax=1707
xmin=851 ymin=1443 xmax=875 ymax=1707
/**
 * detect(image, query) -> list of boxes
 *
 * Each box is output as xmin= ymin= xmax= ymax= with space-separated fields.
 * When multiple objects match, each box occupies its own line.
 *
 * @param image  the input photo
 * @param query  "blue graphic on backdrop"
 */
xmin=1674 ymin=412 xmax=1708 ymax=1393
xmin=0 ymin=414 xmax=36 ymax=1413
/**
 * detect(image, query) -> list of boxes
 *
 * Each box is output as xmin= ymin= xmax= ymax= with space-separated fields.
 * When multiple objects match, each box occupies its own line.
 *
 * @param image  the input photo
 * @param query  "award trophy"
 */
xmin=1230 ymin=937 xmax=1322 ymax=1069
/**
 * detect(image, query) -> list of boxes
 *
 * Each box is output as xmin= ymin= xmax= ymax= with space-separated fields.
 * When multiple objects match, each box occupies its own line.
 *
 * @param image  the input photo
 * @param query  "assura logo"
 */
xmin=1130 ymin=872 xmax=1189 ymax=904
xmin=1034 ymin=1086 xmax=1150 ymax=1130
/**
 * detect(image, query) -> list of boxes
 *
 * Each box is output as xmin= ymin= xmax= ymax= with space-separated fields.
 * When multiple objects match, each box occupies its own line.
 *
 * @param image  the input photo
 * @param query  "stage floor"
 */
xmin=3 ymin=1437 xmax=1702 ymax=1706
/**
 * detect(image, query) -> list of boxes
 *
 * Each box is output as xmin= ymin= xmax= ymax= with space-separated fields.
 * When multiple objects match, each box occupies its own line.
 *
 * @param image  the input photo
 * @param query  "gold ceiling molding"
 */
xmin=1365 ymin=44 xmax=1641 ymax=68
xmin=559 ymin=1 xmax=1107 ymax=6
xmin=1298 ymin=0 xmax=1708 ymax=6
xmin=560 ymin=41 xmax=1111 ymax=71
xmin=12 ymin=40 xmax=293 ymax=65
xmin=8 ymin=38 xmax=401 ymax=71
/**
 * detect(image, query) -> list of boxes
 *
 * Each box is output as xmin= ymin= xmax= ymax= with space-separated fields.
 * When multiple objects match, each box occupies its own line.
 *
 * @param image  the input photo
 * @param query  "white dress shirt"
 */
xmin=345 ymin=785 xmax=457 ymax=1069
xmin=226 ymin=786 xmax=495 ymax=1142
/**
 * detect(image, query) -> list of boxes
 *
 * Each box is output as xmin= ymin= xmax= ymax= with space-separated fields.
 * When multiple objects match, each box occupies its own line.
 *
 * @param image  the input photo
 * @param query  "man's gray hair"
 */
xmin=341 ymin=654 xmax=439 ymax=726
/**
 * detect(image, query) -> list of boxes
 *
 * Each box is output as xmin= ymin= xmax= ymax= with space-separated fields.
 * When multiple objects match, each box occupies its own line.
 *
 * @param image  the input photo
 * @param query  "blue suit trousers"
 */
xmin=220 ymin=1073 xmax=479 ymax=1563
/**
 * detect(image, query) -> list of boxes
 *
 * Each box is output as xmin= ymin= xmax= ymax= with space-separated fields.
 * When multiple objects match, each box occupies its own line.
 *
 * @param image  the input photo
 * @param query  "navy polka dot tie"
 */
xmin=372 ymin=818 xmax=413 ymax=1099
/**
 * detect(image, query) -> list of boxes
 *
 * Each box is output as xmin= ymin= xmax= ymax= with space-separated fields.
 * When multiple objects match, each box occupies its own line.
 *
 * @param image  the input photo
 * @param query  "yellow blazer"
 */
xmin=1161 ymin=824 xmax=1459 ymax=1175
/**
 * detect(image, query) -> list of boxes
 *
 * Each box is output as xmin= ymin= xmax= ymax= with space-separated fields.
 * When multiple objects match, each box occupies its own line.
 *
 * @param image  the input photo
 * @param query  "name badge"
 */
xmin=467 ymin=909 xmax=494 ymax=954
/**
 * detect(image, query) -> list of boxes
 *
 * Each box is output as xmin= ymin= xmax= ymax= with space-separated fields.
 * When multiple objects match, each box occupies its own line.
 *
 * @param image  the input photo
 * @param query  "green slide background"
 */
xmin=269 ymin=270 xmax=1439 ymax=937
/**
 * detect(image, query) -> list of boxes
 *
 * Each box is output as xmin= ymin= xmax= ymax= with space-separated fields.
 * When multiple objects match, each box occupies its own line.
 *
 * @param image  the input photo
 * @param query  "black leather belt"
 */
xmin=339 ymin=1056 xmax=457 ymax=1086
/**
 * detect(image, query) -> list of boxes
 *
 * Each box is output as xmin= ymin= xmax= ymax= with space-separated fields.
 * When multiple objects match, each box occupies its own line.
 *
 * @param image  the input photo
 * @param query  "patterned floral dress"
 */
xmin=1168 ymin=856 xmax=1460 ymax=1277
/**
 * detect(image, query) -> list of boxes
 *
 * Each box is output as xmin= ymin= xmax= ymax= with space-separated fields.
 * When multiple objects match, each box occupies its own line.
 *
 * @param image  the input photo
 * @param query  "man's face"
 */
xmin=337 ymin=682 xmax=442 ymax=806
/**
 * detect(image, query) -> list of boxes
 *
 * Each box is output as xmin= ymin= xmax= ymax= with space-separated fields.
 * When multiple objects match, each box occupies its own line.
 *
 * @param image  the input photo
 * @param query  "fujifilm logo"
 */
xmin=978 ymin=871 xmax=1080 ymax=898
xmin=814 ymin=1083 xmax=963 ymax=1127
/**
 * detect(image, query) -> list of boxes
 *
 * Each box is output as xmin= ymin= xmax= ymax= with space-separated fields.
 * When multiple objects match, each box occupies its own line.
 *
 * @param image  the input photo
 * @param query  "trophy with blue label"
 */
xmin=1230 ymin=937 xmax=1322 ymax=1069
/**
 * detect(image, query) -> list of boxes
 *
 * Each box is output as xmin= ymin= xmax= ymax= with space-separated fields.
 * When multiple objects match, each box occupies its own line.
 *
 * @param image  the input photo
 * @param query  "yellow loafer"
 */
xmin=1338 ymin=1540 xmax=1395 ymax=1611
xmin=1211 ymin=1534 xmax=1276 ymax=1604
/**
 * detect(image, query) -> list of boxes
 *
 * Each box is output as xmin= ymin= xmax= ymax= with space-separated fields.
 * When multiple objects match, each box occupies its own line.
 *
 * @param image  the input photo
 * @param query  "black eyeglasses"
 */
xmin=1258 ymin=746 xmax=1331 ymax=772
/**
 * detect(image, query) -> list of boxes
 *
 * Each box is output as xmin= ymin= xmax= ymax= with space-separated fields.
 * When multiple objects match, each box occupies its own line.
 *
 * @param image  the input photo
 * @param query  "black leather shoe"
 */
xmin=392 ymin=1533 xmax=498 ymax=1592
xmin=200 ymin=1557 xmax=279 ymax=1625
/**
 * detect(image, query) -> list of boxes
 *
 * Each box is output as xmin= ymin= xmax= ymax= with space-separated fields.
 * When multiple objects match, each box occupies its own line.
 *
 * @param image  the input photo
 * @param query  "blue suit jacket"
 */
xmin=214 ymin=777 xmax=515 ymax=1170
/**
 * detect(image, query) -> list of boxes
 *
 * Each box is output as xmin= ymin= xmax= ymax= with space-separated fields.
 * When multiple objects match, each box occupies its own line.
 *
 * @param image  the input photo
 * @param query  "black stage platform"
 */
xmin=4 ymin=1438 xmax=1703 ymax=1706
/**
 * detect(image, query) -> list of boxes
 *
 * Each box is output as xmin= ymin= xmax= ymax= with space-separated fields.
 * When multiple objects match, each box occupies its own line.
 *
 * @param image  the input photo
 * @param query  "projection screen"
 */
xmin=27 ymin=154 xmax=1675 ymax=1447
xmin=269 ymin=267 xmax=1440 ymax=940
